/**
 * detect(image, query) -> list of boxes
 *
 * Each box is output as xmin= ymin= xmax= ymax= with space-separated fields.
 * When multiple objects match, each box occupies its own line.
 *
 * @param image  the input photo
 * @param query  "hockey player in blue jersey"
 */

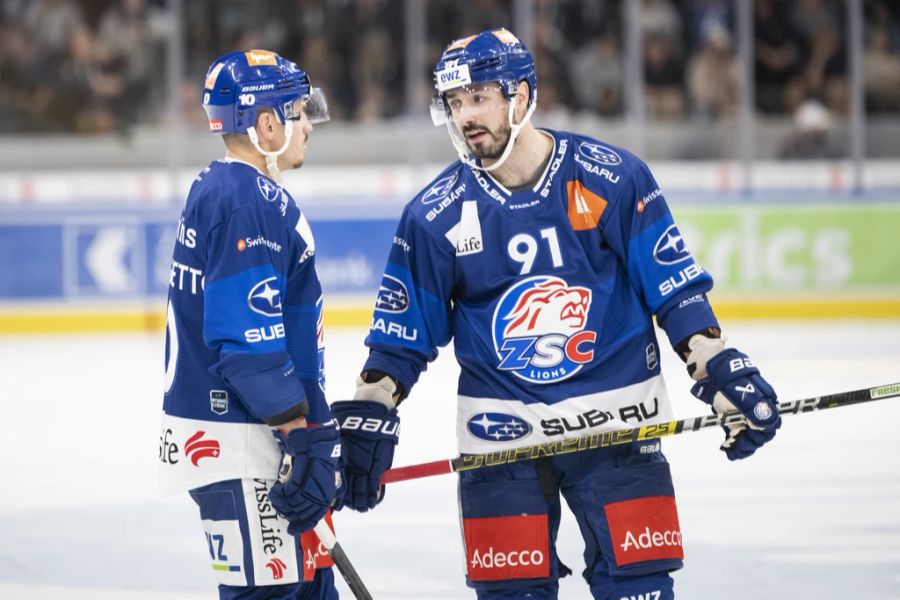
xmin=159 ymin=50 xmax=342 ymax=599
xmin=332 ymin=28 xmax=782 ymax=599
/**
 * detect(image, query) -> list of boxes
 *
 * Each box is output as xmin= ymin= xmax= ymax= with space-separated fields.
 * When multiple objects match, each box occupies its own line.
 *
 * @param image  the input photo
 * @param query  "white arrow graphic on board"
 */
xmin=85 ymin=227 xmax=135 ymax=292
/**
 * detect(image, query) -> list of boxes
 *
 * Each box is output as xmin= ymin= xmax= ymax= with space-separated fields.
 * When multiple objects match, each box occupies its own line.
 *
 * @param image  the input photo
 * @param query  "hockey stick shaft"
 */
xmin=382 ymin=381 xmax=900 ymax=484
xmin=313 ymin=520 xmax=373 ymax=600
xmin=277 ymin=456 xmax=373 ymax=599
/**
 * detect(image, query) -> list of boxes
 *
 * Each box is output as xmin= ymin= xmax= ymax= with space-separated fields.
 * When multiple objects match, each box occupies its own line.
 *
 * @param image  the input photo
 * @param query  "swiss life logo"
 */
xmin=463 ymin=514 xmax=549 ymax=581
xmin=266 ymin=557 xmax=287 ymax=580
xmin=184 ymin=431 xmax=221 ymax=466
xmin=492 ymin=276 xmax=596 ymax=384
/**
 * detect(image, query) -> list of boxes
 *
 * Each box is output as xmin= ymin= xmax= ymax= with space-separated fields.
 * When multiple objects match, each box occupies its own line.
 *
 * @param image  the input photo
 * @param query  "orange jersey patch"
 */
xmin=566 ymin=180 xmax=608 ymax=231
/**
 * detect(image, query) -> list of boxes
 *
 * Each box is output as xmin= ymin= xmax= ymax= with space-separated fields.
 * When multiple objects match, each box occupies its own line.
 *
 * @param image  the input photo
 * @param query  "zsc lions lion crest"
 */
xmin=492 ymin=276 xmax=597 ymax=384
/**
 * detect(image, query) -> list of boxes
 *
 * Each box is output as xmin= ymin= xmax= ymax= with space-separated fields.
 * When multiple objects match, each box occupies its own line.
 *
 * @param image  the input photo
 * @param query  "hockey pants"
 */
xmin=458 ymin=440 xmax=682 ymax=600
xmin=189 ymin=478 xmax=338 ymax=600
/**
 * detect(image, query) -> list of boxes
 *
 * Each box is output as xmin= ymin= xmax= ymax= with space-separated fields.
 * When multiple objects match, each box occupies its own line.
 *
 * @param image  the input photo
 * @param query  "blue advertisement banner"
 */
xmin=0 ymin=208 xmax=399 ymax=302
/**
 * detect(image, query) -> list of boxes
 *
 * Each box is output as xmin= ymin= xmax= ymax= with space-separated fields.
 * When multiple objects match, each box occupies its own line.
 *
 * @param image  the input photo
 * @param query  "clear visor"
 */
xmin=430 ymin=83 xmax=507 ymax=127
xmin=285 ymin=87 xmax=330 ymax=125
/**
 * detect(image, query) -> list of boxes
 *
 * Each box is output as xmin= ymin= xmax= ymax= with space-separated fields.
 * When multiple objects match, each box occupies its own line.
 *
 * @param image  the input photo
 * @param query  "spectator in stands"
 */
xmin=687 ymin=22 xmax=738 ymax=118
xmin=790 ymin=0 xmax=848 ymax=114
xmin=23 ymin=0 xmax=84 ymax=60
xmin=864 ymin=28 xmax=900 ymax=113
xmin=754 ymin=0 xmax=804 ymax=113
xmin=778 ymin=99 xmax=843 ymax=160
xmin=644 ymin=31 xmax=685 ymax=119
xmin=570 ymin=32 xmax=623 ymax=116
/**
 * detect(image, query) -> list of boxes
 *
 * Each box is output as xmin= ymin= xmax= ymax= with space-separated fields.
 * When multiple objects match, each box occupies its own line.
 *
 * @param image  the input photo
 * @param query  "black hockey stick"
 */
xmin=382 ymin=381 xmax=900 ymax=484
xmin=278 ymin=457 xmax=373 ymax=600
xmin=313 ymin=519 xmax=373 ymax=600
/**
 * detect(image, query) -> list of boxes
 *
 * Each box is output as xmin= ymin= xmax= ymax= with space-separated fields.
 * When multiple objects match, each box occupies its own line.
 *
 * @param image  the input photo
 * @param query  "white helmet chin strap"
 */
xmin=454 ymin=95 xmax=536 ymax=173
xmin=246 ymin=119 xmax=294 ymax=183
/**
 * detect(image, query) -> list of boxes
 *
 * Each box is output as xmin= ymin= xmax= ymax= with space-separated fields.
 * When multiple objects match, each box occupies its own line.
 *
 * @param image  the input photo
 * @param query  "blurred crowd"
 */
xmin=1 ymin=0 xmax=899 ymax=135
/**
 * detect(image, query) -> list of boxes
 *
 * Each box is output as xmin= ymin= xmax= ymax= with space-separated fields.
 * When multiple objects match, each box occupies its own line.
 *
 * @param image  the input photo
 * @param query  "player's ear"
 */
xmin=256 ymin=108 xmax=277 ymax=137
xmin=514 ymin=81 xmax=530 ymax=121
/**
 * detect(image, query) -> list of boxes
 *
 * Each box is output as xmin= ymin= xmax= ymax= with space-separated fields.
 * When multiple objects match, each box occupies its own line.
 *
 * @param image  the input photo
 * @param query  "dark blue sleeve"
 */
xmin=601 ymin=161 xmax=719 ymax=348
xmin=362 ymin=210 xmax=454 ymax=395
xmin=203 ymin=206 xmax=308 ymax=425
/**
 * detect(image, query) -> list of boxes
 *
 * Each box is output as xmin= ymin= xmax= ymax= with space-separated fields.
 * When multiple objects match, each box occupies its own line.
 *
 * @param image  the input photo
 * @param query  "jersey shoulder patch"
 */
xmin=405 ymin=161 xmax=467 ymax=229
xmin=567 ymin=133 xmax=655 ymax=217
xmin=201 ymin=161 xmax=293 ymax=218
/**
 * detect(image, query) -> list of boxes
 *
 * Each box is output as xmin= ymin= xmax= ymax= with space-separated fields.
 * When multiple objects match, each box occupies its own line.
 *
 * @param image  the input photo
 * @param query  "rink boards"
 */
xmin=1 ymin=201 xmax=900 ymax=332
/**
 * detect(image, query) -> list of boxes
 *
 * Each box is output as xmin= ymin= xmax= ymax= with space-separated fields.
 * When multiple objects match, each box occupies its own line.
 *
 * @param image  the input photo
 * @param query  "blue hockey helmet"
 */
xmin=431 ymin=29 xmax=538 ymax=172
xmin=201 ymin=49 xmax=329 ymax=135
xmin=432 ymin=28 xmax=536 ymax=108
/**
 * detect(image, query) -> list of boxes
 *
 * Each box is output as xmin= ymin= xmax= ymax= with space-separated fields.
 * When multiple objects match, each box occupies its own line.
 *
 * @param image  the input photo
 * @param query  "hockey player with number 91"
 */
xmin=331 ymin=28 xmax=782 ymax=599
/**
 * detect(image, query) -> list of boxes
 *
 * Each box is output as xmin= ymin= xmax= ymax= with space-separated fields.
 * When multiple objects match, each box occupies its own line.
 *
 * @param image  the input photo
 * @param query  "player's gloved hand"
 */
xmin=690 ymin=348 xmax=781 ymax=461
xmin=331 ymin=398 xmax=400 ymax=512
xmin=269 ymin=425 xmax=342 ymax=535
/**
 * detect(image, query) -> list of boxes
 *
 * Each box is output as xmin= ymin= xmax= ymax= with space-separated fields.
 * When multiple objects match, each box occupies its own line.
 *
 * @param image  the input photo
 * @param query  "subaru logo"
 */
xmin=421 ymin=173 xmax=458 ymax=205
xmin=467 ymin=412 xmax=532 ymax=442
xmin=375 ymin=274 xmax=409 ymax=313
xmin=652 ymin=225 xmax=691 ymax=265
xmin=248 ymin=276 xmax=282 ymax=316
xmin=257 ymin=176 xmax=280 ymax=202
xmin=578 ymin=142 xmax=622 ymax=166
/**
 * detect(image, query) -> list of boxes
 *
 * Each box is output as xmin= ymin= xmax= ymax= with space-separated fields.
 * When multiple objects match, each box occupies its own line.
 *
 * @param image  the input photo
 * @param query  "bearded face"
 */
xmin=445 ymin=83 xmax=513 ymax=160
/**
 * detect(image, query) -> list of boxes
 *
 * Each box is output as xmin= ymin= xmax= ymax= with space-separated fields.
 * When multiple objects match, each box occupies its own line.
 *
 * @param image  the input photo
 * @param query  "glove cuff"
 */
xmin=706 ymin=348 xmax=760 ymax=383
xmin=685 ymin=334 xmax=726 ymax=381
xmin=353 ymin=372 xmax=400 ymax=408
xmin=276 ymin=424 xmax=340 ymax=456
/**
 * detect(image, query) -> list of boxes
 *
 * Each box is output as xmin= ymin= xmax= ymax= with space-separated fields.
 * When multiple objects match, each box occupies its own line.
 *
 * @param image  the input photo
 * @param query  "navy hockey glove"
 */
xmin=269 ymin=425 xmax=342 ymax=536
xmin=691 ymin=348 xmax=781 ymax=461
xmin=331 ymin=400 xmax=400 ymax=512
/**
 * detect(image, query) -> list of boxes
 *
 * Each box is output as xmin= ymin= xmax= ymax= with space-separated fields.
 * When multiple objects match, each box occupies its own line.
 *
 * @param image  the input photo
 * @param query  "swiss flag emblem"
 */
xmin=463 ymin=514 xmax=549 ymax=581
xmin=604 ymin=495 xmax=684 ymax=566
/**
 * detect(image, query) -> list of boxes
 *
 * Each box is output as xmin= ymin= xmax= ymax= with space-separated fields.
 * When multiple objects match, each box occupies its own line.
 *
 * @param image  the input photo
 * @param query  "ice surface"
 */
xmin=1 ymin=321 xmax=899 ymax=599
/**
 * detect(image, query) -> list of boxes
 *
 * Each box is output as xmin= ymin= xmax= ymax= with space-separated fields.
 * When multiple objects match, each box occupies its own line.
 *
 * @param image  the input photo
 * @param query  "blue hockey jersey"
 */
xmin=363 ymin=130 xmax=719 ymax=454
xmin=159 ymin=158 xmax=329 ymax=494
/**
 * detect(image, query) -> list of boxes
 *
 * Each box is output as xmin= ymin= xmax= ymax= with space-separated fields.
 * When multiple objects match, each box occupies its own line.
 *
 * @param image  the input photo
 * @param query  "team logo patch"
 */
xmin=421 ymin=173 xmax=458 ymax=205
xmin=374 ymin=274 xmax=409 ymax=313
xmin=578 ymin=141 xmax=622 ymax=166
xmin=753 ymin=401 xmax=773 ymax=421
xmin=257 ymin=176 xmax=280 ymax=202
xmin=184 ymin=431 xmax=221 ymax=466
xmin=492 ymin=276 xmax=596 ymax=384
xmin=248 ymin=276 xmax=282 ymax=317
xmin=210 ymin=390 xmax=229 ymax=415
xmin=467 ymin=412 xmax=532 ymax=442
xmin=652 ymin=225 xmax=691 ymax=265
xmin=604 ymin=495 xmax=684 ymax=566
xmin=463 ymin=514 xmax=550 ymax=581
